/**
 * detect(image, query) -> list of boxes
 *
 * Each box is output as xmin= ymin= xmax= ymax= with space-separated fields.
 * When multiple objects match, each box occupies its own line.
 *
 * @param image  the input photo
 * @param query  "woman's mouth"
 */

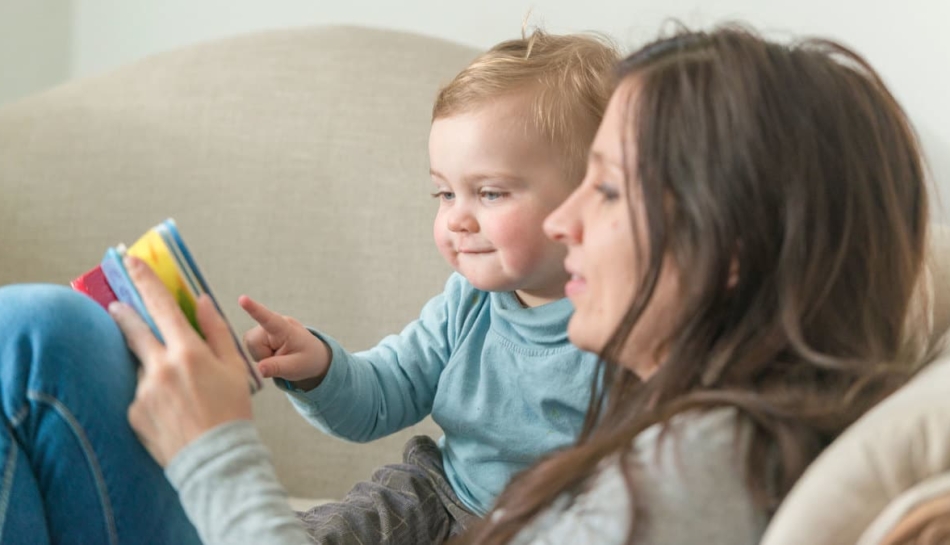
xmin=565 ymin=274 xmax=586 ymax=297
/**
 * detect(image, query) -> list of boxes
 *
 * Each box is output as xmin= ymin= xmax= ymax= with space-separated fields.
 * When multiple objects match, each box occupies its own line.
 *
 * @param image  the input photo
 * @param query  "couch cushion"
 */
xmin=761 ymin=346 xmax=950 ymax=545
xmin=859 ymin=473 xmax=950 ymax=545
xmin=927 ymin=225 xmax=950 ymax=354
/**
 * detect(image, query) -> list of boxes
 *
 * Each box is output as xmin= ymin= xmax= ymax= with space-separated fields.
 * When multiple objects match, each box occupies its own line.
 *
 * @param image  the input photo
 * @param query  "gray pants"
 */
xmin=297 ymin=435 xmax=480 ymax=545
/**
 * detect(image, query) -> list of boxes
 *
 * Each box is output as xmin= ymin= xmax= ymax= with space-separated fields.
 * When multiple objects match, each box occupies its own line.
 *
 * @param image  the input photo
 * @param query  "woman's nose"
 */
xmin=544 ymin=190 xmax=582 ymax=244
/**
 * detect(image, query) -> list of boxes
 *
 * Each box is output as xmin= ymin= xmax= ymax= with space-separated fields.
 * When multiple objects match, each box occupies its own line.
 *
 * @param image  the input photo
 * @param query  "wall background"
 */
xmin=0 ymin=0 xmax=71 ymax=106
xmin=3 ymin=0 xmax=948 ymax=217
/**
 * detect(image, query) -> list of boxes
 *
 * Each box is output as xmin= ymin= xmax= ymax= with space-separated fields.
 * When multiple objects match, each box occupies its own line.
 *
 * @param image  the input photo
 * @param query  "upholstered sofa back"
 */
xmin=0 ymin=25 xmax=477 ymax=500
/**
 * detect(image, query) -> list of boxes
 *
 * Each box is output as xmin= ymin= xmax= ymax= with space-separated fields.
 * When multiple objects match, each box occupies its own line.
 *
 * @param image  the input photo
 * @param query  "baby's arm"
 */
xmin=274 ymin=273 xmax=471 ymax=443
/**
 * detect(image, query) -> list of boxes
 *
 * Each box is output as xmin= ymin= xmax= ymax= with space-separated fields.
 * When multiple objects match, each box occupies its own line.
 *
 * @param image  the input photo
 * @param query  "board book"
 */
xmin=71 ymin=219 xmax=263 ymax=392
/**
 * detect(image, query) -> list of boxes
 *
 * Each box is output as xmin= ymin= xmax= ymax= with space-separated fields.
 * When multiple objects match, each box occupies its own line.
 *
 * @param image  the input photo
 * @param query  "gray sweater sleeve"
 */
xmin=164 ymin=410 xmax=767 ymax=545
xmin=165 ymin=420 xmax=311 ymax=545
xmin=508 ymin=408 xmax=768 ymax=545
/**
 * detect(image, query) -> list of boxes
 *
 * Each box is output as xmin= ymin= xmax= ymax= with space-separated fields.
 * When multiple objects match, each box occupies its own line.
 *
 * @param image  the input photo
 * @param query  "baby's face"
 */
xmin=428 ymin=94 xmax=575 ymax=307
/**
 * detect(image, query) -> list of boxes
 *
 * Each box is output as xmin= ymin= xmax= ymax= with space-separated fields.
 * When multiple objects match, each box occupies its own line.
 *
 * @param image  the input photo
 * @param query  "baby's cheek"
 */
xmin=434 ymin=238 xmax=457 ymax=267
xmin=499 ymin=221 xmax=552 ymax=266
xmin=505 ymin=241 xmax=551 ymax=275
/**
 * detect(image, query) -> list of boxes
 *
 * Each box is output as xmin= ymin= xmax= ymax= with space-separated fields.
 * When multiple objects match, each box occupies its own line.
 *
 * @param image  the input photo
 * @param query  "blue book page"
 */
xmin=100 ymin=247 xmax=163 ymax=342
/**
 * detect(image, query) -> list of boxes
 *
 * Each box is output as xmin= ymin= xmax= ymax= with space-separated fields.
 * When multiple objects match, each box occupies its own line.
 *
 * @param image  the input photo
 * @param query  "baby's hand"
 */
xmin=239 ymin=295 xmax=331 ymax=391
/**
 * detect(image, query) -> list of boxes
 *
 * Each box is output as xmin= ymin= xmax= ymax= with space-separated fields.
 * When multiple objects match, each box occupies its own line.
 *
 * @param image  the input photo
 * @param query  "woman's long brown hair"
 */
xmin=454 ymin=24 xmax=929 ymax=545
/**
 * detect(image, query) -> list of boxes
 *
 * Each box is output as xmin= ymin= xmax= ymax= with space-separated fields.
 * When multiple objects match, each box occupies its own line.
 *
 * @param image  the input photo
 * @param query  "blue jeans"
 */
xmin=0 ymin=284 xmax=201 ymax=545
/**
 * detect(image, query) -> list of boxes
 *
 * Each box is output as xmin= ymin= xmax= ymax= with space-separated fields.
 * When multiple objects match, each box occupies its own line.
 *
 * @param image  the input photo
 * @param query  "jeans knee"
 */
xmin=0 ymin=284 xmax=112 ymax=339
xmin=0 ymin=284 xmax=132 ymax=402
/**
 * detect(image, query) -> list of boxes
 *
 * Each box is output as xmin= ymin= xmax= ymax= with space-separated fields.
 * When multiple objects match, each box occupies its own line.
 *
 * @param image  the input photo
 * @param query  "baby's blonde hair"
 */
xmin=432 ymin=30 xmax=620 ymax=182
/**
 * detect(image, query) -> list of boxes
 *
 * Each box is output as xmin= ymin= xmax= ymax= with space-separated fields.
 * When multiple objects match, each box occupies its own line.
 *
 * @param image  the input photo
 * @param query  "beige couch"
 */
xmin=0 ymin=25 xmax=475 ymax=507
xmin=2 ymin=25 xmax=949 ymax=543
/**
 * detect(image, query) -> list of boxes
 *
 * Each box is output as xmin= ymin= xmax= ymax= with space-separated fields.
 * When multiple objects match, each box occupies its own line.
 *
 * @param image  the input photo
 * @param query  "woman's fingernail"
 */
xmin=123 ymin=255 xmax=138 ymax=271
xmin=108 ymin=301 xmax=122 ymax=315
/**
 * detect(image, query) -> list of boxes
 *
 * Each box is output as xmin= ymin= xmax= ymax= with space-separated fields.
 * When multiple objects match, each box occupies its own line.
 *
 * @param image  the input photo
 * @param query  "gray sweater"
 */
xmin=166 ymin=408 xmax=767 ymax=545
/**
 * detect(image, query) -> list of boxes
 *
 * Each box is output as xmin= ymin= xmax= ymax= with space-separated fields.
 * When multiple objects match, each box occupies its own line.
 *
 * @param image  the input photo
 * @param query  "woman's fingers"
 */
xmin=109 ymin=301 xmax=164 ymax=367
xmin=124 ymin=255 xmax=198 ymax=346
xmin=196 ymin=294 xmax=242 ymax=363
xmin=109 ymin=258 xmax=256 ymax=468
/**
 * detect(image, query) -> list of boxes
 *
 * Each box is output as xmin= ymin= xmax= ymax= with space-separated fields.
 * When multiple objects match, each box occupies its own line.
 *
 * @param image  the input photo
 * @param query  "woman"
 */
xmin=0 ymin=24 xmax=928 ymax=545
xmin=456 ymin=26 xmax=929 ymax=544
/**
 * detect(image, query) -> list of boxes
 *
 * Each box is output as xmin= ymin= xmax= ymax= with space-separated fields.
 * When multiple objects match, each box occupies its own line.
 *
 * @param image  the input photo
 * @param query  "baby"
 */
xmin=240 ymin=29 xmax=619 ymax=544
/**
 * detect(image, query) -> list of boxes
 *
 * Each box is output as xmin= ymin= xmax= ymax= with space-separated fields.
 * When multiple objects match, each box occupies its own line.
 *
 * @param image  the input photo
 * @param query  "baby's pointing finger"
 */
xmin=238 ymin=295 xmax=288 ymax=336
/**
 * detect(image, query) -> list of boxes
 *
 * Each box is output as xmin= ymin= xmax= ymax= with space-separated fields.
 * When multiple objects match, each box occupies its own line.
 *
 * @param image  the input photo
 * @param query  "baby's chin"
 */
xmin=463 ymin=278 xmax=518 ymax=293
xmin=454 ymin=270 xmax=521 ymax=294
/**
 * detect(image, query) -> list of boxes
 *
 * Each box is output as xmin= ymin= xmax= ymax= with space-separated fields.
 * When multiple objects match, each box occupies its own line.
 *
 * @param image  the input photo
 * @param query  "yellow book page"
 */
xmin=127 ymin=229 xmax=200 ymax=331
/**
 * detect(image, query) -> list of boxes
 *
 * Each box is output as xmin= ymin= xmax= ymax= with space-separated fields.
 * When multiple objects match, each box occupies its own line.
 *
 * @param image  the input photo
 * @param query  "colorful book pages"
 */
xmin=126 ymin=226 xmax=200 ymax=332
xmin=100 ymin=246 xmax=160 ymax=338
xmin=69 ymin=265 xmax=118 ymax=309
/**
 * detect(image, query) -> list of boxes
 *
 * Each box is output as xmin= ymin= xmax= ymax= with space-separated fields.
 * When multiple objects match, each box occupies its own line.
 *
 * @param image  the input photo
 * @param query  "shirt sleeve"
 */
xmin=510 ymin=408 xmax=768 ymax=545
xmin=275 ymin=273 xmax=468 ymax=442
xmin=165 ymin=420 xmax=311 ymax=545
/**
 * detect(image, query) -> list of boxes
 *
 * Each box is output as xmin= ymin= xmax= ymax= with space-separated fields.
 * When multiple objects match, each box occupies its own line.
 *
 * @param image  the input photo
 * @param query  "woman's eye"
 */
xmin=595 ymin=183 xmax=619 ymax=201
xmin=480 ymin=190 xmax=505 ymax=201
xmin=431 ymin=190 xmax=455 ymax=201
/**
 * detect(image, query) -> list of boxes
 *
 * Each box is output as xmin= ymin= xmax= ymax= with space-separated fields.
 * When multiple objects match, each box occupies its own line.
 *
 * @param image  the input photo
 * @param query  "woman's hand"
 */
xmin=109 ymin=255 xmax=253 ymax=467
xmin=239 ymin=295 xmax=331 ymax=392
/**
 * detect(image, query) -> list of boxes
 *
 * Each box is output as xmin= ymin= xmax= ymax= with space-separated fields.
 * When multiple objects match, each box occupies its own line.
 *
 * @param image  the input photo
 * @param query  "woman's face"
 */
xmin=543 ymin=80 xmax=682 ymax=379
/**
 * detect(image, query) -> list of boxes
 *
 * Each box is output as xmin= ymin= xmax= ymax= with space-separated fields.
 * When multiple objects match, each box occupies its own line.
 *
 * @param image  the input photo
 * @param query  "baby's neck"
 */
xmin=513 ymin=289 xmax=564 ymax=308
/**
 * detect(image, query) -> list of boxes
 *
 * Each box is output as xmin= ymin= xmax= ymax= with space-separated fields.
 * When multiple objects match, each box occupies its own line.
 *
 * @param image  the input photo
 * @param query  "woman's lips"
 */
xmin=565 ymin=274 xmax=586 ymax=297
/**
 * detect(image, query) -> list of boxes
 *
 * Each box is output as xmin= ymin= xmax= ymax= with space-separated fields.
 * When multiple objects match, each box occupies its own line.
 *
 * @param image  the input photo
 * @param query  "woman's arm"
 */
xmin=166 ymin=421 xmax=311 ymax=544
xmin=109 ymin=256 xmax=310 ymax=543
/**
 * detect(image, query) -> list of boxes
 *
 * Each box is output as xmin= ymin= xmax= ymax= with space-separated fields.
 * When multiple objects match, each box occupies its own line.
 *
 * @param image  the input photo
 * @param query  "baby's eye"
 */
xmin=431 ymin=190 xmax=455 ymax=202
xmin=480 ymin=190 xmax=506 ymax=201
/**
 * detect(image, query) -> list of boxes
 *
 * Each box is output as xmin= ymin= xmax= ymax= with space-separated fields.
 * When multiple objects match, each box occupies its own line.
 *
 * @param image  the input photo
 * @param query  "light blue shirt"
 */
xmin=281 ymin=272 xmax=598 ymax=514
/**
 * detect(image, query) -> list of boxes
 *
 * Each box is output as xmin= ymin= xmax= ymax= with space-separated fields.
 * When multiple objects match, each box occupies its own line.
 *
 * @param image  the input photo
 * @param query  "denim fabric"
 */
xmin=0 ymin=284 xmax=201 ymax=545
